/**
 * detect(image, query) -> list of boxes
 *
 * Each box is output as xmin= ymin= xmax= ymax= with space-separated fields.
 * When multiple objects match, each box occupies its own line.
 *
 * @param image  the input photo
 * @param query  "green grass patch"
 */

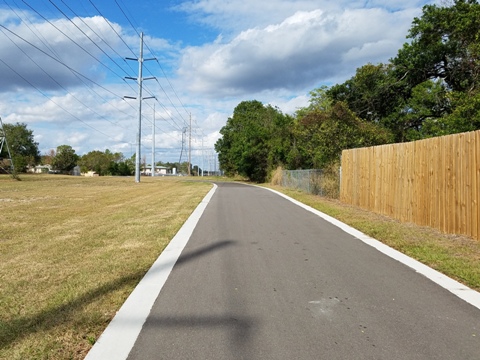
xmin=263 ymin=184 xmax=480 ymax=292
xmin=0 ymin=175 xmax=212 ymax=359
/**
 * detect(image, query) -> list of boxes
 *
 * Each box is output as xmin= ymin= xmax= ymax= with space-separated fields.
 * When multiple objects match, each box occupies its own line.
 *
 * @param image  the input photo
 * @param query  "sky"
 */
xmin=0 ymin=0 xmax=437 ymax=169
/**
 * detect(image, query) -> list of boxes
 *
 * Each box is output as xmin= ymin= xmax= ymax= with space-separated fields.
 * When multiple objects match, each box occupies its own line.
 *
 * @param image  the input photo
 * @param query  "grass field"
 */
xmin=0 ymin=175 xmax=212 ymax=359
xmin=1 ymin=175 xmax=479 ymax=359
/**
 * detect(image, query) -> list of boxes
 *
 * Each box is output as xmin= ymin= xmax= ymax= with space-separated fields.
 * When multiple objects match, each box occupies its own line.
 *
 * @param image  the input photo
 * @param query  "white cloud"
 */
xmin=270 ymin=94 xmax=310 ymax=115
xmin=174 ymin=0 xmax=325 ymax=34
xmin=0 ymin=0 xmax=437 ymax=165
xmin=0 ymin=9 xmax=174 ymax=93
xmin=1 ymin=15 xmax=97 ymax=90
xmin=177 ymin=7 xmax=420 ymax=97
xmin=175 ymin=0 xmax=433 ymax=34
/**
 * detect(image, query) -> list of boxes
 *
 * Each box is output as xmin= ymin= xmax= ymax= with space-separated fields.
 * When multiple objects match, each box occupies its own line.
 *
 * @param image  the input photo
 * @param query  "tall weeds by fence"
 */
xmin=273 ymin=165 xmax=340 ymax=199
xmin=340 ymin=130 xmax=480 ymax=241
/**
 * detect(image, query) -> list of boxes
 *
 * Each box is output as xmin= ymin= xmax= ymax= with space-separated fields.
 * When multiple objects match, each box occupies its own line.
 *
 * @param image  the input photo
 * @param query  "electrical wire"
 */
xmin=0 ymin=15 xmax=139 ymax=149
xmin=2 ymin=0 xmax=194 ymax=159
xmin=49 ymin=0 xmax=133 ymax=78
xmin=86 ymin=0 xmax=137 ymax=58
xmin=113 ymin=0 xmax=139 ymax=37
xmin=4 ymin=2 xmax=136 ymax=119
xmin=0 ymin=24 xmax=129 ymax=100
xmin=0 ymin=24 xmax=131 ymax=131
xmin=22 ymin=0 xmax=133 ymax=84
xmin=9 ymin=0 xmax=61 ymax=60
xmin=112 ymin=0 xmax=192 ymax=129
xmin=0 ymin=57 xmax=116 ymax=140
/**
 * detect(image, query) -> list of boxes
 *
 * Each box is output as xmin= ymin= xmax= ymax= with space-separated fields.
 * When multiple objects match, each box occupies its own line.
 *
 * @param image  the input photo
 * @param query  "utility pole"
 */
xmin=151 ymin=104 xmax=155 ymax=177
xmin=179 ymin=127 xmax=186 ymax=164
xmin=214 ymin=151 xmax=217 ymax=176
xmin=125 ymin=32 xmax=155 ymax=183
xmin=188 ymin=113 xmax=192 ymax=176
xmin=201 ymin=134 xmax=204 ymax=177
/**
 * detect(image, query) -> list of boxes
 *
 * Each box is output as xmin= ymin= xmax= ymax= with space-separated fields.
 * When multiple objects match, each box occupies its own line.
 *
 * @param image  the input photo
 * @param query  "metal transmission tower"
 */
xmin=151 ymin=104 xmax=155 ymax=177
xmin=0 ymin=117 xmax=15 ymax=175
xmin=188 ymin=113 xmax=192 ymax=176
xmin=125 ymin=32 xmax=156 ymax=183
xmin=179 ymin=127 xmax=187 ymax=165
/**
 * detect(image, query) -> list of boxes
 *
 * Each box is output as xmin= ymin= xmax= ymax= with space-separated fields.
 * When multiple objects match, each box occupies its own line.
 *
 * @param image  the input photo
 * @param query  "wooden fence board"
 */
xmin=438 ymin=136 xmax=446 ymax=233
xmin=341 ymin=130 xmax=480 ymax=241
xmin=473 ymin=131 xmax=480 ymax=239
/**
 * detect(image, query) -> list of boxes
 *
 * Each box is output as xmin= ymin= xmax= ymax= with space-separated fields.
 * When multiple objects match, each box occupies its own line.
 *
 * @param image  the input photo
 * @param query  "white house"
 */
xmin=143 ymin=165 xmax=168 ymax=176
xmin=27 ymin=164 xmax=51 ymax=174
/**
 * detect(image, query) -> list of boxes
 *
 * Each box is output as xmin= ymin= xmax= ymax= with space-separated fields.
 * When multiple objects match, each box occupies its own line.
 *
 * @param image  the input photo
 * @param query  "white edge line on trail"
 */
xmin=260 ymin=186 xmax=480 ymax=311
xmin=84 ymin=183 xmax=218 ymax=360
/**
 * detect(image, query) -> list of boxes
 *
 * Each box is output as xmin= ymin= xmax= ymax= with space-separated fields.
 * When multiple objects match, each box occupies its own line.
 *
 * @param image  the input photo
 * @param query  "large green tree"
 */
xmin=78 ymin=150 xmax=110 ymax=175
xmin=78 ymin=149 xmax=130 ymax=176
xmin=389 ymin=0 xmax=480 ymax=138
xmin=291 ymin=101 xmax=393 ymax=169
xmin=386 ymin=80 xmax=451 ymax=141
xmin=327 ymin=64 xmax=407 ymax=124
xmin=52 ymin=145 xmax=78 ymax=173
xmin=327 ymin=1 xmax=480 ymax=141
xmin=438 ymin=91 xmax=480 ymax=134
xmin=215 ymin=100 xmax=293 ymax=182
xmin=0 ymin=122 xmax=40 ymax=172
xmin=393 ymin=0 xmax=480 ymax=93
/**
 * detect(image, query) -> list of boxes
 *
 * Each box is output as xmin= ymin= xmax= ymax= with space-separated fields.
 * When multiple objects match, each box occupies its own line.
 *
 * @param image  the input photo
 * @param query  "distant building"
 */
xmin=143 ymin=165 xmax=168 ymax=176
xmin=72 ymin=166 xmax=81 ymax=176
xmin=27 ymin=164 xmax=52 ymax=174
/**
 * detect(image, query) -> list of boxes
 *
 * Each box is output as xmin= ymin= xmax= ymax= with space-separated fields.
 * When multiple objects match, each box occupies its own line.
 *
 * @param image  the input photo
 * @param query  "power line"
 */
xmin=111 ymin=0 xmax=192 ymax=128
xmin=22 ymin=0 xmax=130 ymax=81
xmin=154 ymin=59 xmax=190 ymax=117
xmin=0 ymin=57 xmax=115 ymax=140
xmin=1 ymin=4 xmax=137 ymax=120
xmin=55 ymin=0 xmax=135 ymax=73
xmin=86 ymin=0 xmax=137 ymax=58
xmin=113 ymin=0 xmax=140 ymax=37
xmin=0 ymin=24 xmax=130 ymax=100
xmin=2 ymin=1 xmax=193 ymax=160
xmin=0 ymin=25 xmax=131 ymax=132
xmin=1 ymin=3 xmax=143 ymax=152
xmin=7 ymin=0 xmax=62 ymax=60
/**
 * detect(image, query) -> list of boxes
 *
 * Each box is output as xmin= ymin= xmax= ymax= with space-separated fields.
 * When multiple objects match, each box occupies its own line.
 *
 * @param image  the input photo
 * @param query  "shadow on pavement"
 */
xmin=128 ymin=314 xmax=258 ymax=359
xmin=175 ymin=239 xmax=237 ymax=267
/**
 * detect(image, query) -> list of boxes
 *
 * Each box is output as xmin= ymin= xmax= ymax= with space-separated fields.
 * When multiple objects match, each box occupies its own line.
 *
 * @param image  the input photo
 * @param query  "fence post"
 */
xmin=307 ymin=170 xmax=310 ymax=194
xmin=339 ymin=165 xmax=342 ymax=197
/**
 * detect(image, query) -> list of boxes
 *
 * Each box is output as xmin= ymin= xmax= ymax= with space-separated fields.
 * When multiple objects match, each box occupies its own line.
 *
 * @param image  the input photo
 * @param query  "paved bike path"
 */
xmin=88 ymin=182 xmax=480 ymax=359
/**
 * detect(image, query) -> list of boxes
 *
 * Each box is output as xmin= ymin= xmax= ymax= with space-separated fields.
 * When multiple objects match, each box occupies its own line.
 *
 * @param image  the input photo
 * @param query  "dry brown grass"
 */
xmin=0 ymin=175 xmax=211 ymax=359
xmin=270 ymin=163 xmax=341 ymax=199
xmin=313 ymin=162 xmax=340 ymax=199
xmin=270 ymin=166 xmax=283 ymax=186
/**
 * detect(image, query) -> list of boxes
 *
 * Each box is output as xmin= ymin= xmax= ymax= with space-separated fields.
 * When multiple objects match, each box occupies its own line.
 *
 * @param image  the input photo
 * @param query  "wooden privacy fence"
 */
xmin=340 ymin=130 xmax=480 ymax=241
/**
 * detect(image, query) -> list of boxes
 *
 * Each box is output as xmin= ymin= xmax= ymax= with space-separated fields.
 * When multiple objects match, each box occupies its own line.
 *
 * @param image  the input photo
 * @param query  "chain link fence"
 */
xmin=280 ymin=168 xmax=341 ymax=198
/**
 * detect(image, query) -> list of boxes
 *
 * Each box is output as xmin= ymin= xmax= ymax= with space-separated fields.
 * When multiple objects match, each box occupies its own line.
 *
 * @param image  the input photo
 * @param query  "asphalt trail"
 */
xmin=127 ymin=182 xmax=480 ymax=360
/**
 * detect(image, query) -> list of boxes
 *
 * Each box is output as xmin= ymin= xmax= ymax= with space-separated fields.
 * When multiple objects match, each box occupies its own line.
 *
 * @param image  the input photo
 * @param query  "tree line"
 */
xmin=0 ymin=122 xmax=195 ymax=176
xmin=215 ymin=0 xmax=480 ymax=182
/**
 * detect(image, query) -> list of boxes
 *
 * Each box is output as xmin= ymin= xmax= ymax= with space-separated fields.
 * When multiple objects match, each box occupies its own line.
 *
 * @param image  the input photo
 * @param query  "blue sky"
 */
xmin=0 ymin=0 xmax=436 ymax=168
